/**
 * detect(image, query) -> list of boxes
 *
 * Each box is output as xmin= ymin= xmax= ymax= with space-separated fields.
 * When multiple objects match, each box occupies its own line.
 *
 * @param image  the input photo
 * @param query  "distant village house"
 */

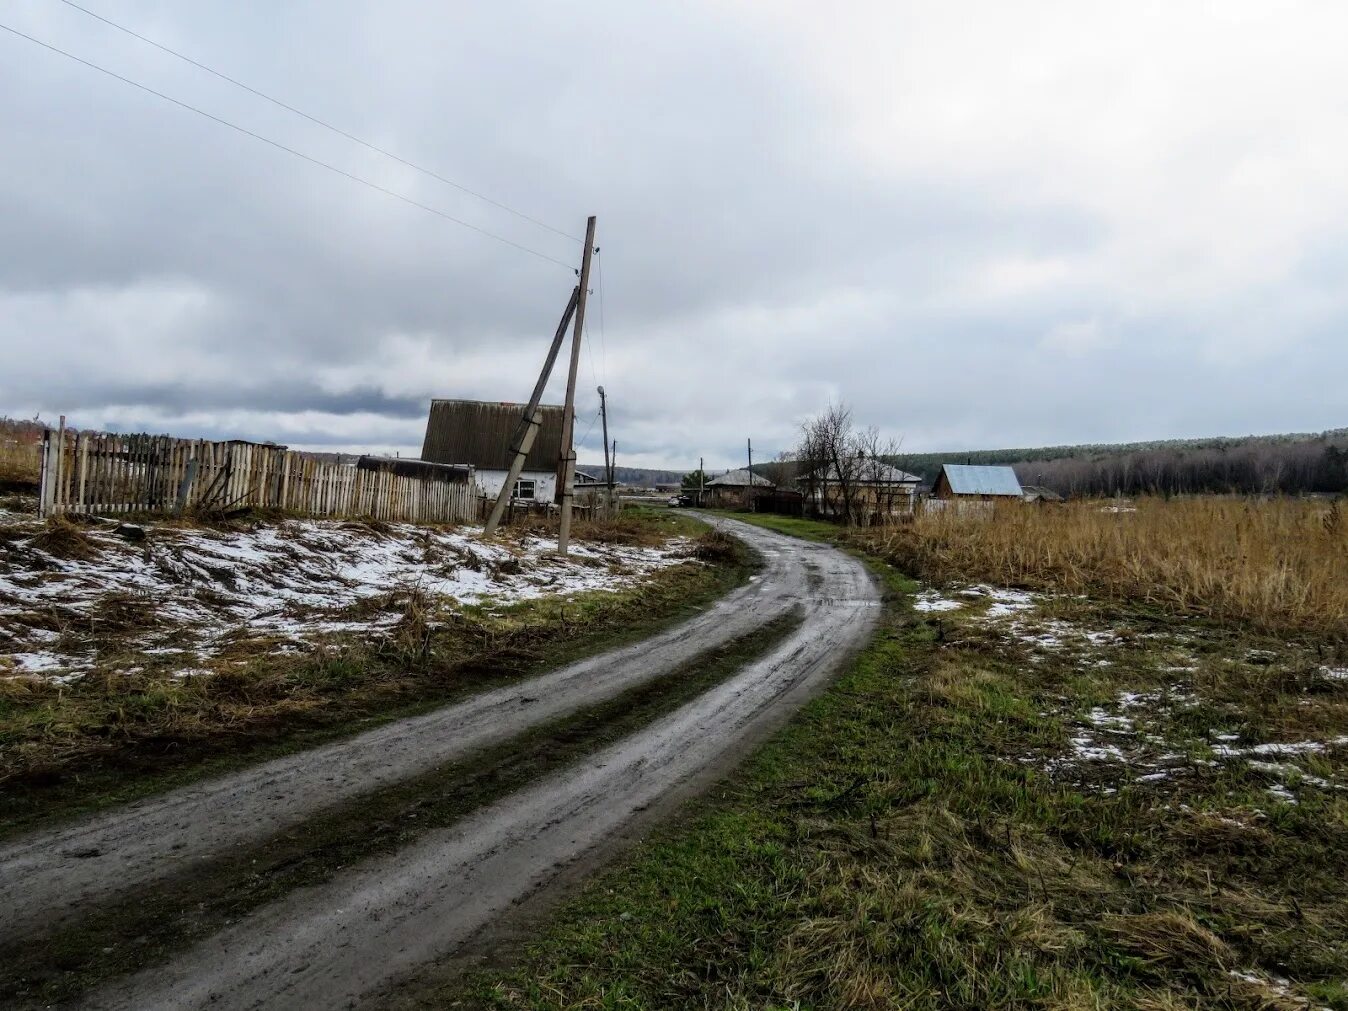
xmin=702 ymin=468 xmax=774 ymax=509
xmin=800 ymin=459 xmax=922 ymax=521
xmin=929 ymin=465 xmax=1024 ymax=512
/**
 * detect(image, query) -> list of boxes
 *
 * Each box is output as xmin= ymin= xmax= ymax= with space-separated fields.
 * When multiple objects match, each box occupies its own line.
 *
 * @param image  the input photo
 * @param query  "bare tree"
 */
xmin=797 ymin=405 xmax=908 ymax=524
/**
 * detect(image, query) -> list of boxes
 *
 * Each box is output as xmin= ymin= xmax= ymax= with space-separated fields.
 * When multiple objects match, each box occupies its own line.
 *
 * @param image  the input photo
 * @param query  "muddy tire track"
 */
xmin=0 ymin=520 xmax=799 ymax=944
xmin=92 ymin=518 xmax=880 ymax=1010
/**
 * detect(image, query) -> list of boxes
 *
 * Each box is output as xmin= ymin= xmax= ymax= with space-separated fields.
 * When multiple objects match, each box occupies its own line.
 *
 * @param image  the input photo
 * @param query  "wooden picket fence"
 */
xmin=38 ymin=426 xmax=481 ymax=525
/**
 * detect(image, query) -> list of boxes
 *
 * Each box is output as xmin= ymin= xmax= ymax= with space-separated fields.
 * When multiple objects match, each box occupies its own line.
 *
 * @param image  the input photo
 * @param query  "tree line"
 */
xmin=1009 ymin=437 xmax=1348 ymax=497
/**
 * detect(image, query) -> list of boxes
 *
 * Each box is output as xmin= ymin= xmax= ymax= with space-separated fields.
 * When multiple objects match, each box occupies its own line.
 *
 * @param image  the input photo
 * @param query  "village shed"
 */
xmin=931 ymin=464 xmax=1024 ymax=500
xmin=1020 ymin=484 xmax=1063 ymax=503
xmin=420 ymin=399 xmax=566 ymax=505
xmin=703 ymin=469 xmax=774 ymax=509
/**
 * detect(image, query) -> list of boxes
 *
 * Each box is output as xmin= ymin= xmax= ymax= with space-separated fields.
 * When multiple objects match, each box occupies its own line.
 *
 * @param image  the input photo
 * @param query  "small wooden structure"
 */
xmin=703 ymin=468 xmax=774 ymax=509
xmin=931 ymin=464 xmax=1023 ymax=500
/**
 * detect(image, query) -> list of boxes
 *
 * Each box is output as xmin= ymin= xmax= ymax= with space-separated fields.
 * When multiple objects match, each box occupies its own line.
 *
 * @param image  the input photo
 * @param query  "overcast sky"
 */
xmin=3 ymin=2 xmax=1345 ymax=470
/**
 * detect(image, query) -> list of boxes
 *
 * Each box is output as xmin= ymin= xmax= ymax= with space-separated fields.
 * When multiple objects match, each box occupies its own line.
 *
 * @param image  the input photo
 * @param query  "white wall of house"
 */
xmin=475 ymin=469 xmax=557 ymax=504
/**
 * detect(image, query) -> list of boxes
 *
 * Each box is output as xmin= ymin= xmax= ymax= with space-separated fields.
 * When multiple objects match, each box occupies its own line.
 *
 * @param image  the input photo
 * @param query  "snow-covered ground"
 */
xmin=0 ymin=512 xmax=693 ymax=685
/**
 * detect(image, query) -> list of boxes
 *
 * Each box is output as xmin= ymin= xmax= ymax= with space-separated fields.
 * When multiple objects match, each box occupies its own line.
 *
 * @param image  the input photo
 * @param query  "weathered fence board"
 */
xmin=38 ymin=429 xmax=480 ymax=526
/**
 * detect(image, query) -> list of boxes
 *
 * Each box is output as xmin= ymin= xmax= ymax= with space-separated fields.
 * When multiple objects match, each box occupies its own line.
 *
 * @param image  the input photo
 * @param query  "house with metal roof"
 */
xmin=932 ymin=464 xmax=1024 ymax=500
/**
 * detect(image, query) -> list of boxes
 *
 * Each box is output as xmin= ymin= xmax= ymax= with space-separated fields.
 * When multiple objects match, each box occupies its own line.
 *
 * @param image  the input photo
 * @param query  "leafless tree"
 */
xmin=797 ymin=405 xmax=909 ymax=524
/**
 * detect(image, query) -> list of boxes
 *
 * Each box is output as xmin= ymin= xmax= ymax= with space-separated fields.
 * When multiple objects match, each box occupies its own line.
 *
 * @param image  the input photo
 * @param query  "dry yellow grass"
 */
xmin=0 ymin=439 xmax=40 ymax=489
xmin=856 ymin=497 xmax=1348 ymax=638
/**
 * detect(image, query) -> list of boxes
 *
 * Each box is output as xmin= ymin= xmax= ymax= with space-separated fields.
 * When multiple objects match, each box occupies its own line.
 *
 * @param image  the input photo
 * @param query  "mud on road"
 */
xmin=3 ymin=517 xmax=880 ymax=1008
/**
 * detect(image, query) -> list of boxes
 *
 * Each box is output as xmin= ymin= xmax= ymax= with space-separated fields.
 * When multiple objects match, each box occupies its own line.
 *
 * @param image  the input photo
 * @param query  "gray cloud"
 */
xmin=3 ymin=1 xmax=1346 ymax=471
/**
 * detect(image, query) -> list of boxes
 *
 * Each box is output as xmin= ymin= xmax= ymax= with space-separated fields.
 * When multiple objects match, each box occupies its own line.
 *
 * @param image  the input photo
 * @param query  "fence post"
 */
xmin=175 ymin=459 xmax=199 ymax=517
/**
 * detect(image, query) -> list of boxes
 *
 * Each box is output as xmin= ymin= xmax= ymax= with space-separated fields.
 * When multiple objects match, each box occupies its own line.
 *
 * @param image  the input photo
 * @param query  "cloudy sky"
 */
xmin=2 ymin=1 xmax=1345 ymax=470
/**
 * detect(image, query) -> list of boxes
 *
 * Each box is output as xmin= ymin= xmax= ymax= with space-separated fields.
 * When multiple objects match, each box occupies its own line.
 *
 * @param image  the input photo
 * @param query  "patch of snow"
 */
xmin=7 ymin=650 xmax=67 ymax=673
xmin=1227 ymin=969 xmax=1330 ymax=1009
xmin=1212 ymin=737 xmax=1348 ymax=759
xmin=912 ymin=590 xmax=963 ymax=613
xmin=1266 ymin=783 xmax=1297 ymax=804
xmin=982 ymin=588 xmax=1038 ymax=618
xmin=1087 ymin=707 xmax=1133 ymax=732
xmin=1319 ymin=666 xmax=1348 ymax=682
xmin=1068 ymin=736 xmax=1127 ymax=761
xmin=0 ymin=517 xmax=693 ymax=685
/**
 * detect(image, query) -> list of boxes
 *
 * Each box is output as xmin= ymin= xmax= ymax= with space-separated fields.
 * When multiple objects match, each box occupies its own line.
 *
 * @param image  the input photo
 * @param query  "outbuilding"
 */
xmin=703 ymin=468 xmax=775 ymax=509
xmin=931 ymin=464 xmax=1024 ymax=500
xmin=420 ymin=399 xmax=566 ymax=506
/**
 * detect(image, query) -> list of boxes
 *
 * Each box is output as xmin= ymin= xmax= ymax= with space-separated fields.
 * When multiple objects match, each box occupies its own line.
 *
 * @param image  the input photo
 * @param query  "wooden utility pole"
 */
xmin=699 ymin=455 xmax=704 ymax=507
xmin=598 ymin=385 xmax=612 ymax=512
xmin=482 ymin=285 xmax=580 ymax=537
xmin=747 ymin=437 xmax=754 ymax=512
xmin=556 ymin=215 xmax=597 ymax=555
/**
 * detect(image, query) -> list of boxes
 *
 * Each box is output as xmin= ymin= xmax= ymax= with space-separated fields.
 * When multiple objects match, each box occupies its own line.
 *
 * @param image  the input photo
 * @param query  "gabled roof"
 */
xmin=938 ymin=464 xmax=1023 ymax=497
xmin=1020 ymin=484 xmax=1063 ymax=502
xmin=706 ymin=468 xmax=775 ymax=488
xmin=421 ymin=399 xmax=563 ymax=471
xmin=803 ymin=461 xmax=922 ymax=486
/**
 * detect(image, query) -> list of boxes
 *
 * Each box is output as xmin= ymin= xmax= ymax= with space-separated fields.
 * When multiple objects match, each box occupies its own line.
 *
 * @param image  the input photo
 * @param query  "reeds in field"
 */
xmin=856 ymin=497 xmax=1348 ymax=638
xmin=0 ymin=439 xmax=40 ymax=489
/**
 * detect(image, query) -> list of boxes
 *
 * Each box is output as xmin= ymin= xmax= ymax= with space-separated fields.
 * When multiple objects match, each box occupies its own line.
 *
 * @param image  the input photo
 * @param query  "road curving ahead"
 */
xmin=88 ymin=516 xmax=880 ymax=1009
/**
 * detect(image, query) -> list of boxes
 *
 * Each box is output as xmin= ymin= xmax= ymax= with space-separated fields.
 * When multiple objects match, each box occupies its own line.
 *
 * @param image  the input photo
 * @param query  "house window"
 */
xmin=514 ymin=479 xmax=536 ymax=501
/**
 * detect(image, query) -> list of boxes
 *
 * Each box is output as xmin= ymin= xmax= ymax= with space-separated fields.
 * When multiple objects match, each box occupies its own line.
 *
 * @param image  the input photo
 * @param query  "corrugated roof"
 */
xmin=420 ymin=399 xmax=564 ymax=472
xmin=706 ymin=468 xmax=775 ymax=488
xmin=805 ymin=462 xmax=922 ymax=485
xmin=939 ymin=464 xmax=1023 ymax=496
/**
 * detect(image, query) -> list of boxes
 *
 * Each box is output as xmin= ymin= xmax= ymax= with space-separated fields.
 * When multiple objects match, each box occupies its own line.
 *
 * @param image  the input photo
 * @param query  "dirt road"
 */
xmin=5 ymin=518 xmax=880 ymax=1008
xmin=0 ymin=520 xmax=804 ymax=943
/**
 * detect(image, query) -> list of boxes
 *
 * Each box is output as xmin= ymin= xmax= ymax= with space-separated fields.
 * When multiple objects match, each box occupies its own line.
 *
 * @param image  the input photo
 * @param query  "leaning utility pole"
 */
xmin=699 ymin=455 xmax=704 ymax=507
xmin=598 ymin=384 xmax=612 ymax=512
xmin=482 ymin=285 xmax=580 ymax=536
xmin=556 ymin=216 xmax=597 ymax=555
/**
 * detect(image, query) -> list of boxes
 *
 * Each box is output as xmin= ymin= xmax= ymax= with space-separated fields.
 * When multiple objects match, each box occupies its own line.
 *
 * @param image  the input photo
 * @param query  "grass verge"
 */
xmin=0 ymin=608 xmax=802 ymax=1007
xmin=427 ymin=513 xmax=1348 ymax=1011
xmin=1 ymin=513 xmax=753 ymax=837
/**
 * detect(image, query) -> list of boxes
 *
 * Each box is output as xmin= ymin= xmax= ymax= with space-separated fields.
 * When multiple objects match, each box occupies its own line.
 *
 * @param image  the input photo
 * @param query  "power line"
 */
xmin=55 ymin=0 xmax=581 ymax=243
xmin=596 ymin=249 xmax=608 ymax=381
xmin=0 ymin=20 xmax=576 ymax=271
xmin=576 ymin=408 xmax=601 ymax=451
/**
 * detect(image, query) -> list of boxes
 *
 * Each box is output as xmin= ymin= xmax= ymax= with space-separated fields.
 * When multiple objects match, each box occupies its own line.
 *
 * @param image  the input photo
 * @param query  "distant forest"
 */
xmin=895 ymin=429 xmax=1348 ymax=497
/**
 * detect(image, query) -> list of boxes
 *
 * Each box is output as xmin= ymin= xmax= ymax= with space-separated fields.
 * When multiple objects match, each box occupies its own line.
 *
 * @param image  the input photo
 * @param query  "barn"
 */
xmin=703 ymin=469 xmax=775 ymax=509
xmin=931 ymin=464 xmax=1024 ymax=500
xmin=420 ymin=399 xmax=565 ymax=505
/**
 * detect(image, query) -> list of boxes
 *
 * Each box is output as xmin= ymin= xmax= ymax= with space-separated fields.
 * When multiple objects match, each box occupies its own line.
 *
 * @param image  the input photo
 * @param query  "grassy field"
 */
xmin=0 ymin=509 xmax=751 ymax=834
xmin=0 ymin=418 xmax=42 ymax=498
xmin=861 ymin=497 xmax=1348 ymax=639
xmin=429 ymin=502 xmax=1348 ymax=1010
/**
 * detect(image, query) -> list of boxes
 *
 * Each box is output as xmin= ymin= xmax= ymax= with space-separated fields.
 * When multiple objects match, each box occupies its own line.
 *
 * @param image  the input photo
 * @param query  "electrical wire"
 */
xmin=576 ymin=407 xmax=601 ymax=451
xmin=596 ymin=249 xmax=608 ymax=382
xmin=55 ymin=0 xmax=580 ymax=243
xmin=0 ymin=20 xmax=576 ymax=270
